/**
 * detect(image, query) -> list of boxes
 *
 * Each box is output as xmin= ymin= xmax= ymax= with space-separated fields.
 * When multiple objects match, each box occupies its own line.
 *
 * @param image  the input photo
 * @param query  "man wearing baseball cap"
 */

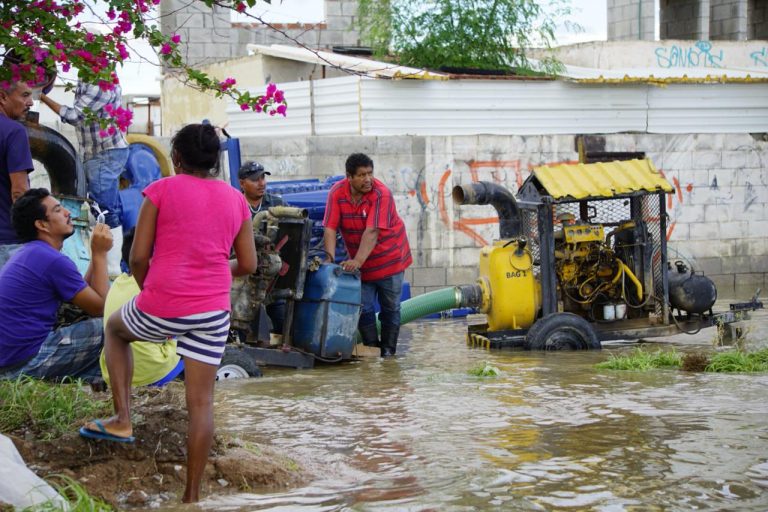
xmin=238 ymin=161 xmax=286 ymax=335
xmin=238 ymin=161 xmax=285 ymax=215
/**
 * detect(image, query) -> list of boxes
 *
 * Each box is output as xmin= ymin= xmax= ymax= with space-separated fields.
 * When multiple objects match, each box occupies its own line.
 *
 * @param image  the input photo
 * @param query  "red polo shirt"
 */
xmin=324 ymin=177 xmax=412 ymax=282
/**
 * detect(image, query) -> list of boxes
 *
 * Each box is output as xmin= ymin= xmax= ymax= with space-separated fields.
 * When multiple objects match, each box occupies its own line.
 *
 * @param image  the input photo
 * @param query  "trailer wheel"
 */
xmin=216 ymin=348 xmax=262 ymax=380
xmin=525 ymin=313 xmax=601 ymax=351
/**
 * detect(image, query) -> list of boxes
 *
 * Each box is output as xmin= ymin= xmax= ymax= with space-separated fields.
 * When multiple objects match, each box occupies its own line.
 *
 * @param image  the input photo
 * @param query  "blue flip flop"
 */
xmin=79 ymin=419 xmax=135 ymax=444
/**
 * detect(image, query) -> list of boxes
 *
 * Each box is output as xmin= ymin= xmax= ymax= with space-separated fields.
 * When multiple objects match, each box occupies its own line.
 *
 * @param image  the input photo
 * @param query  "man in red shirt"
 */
xmin=323 ymin=153 xmax=412 ymax=357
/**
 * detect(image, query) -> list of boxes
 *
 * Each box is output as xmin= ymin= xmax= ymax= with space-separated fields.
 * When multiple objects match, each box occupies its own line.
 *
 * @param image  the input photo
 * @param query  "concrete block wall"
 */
xmin=660 ymin=0 xmax=710 ymax=39
xmin=608 ymin=0 xmax=657 ymax=40
xmin=748 ymin=0 xmax=768 ymax=38
xmin=160 ymin=0 xmax=359 ymax=69
xmin=239 ymin=133 xmax=768 ymax=299
xmin=710 ymin=0 xmax=749 ymax=39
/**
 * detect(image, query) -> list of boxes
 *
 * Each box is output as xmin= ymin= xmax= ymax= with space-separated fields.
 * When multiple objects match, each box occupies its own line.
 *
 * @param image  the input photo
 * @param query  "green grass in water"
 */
xmin=596 ymin=347 xmax=683 ymax=371
xmin=597 ymin=347 xmax=768 ymax=373
xmin=0 ymin=376 xmax=111 ymax=440
xmin=469 ymin=362 xmax=501 ymax=377
xmin=22 ymin=475 xmax=113 ymax=512
xmin=706 ymin=349 xmax=768 ymax=373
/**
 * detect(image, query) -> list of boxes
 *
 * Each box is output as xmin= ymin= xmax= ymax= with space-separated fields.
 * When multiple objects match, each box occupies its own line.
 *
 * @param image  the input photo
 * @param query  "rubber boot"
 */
xmin=358 ymin=323 xmax=380 ymax=347
xmin=107 ymin=225 xmax=123 ymax=278
xmin=380 ymin=324 xmax=399 ymax=357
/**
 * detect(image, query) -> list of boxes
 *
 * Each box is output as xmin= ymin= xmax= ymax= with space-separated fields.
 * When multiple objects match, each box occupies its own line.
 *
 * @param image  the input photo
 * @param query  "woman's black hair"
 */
xmin=11 ymin=188 xmax=51 ymax=242
xmin=170 ymin=123 xmax=221 ymax=177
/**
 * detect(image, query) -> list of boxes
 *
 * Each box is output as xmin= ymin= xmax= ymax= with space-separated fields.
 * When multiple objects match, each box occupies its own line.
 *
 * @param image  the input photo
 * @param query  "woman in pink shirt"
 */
xmin=81 ymin=123 xmax=257 ymax=503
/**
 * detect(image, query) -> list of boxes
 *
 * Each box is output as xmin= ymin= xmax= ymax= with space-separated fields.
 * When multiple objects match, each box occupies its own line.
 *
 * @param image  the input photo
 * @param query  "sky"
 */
xmin=116 ymin=0 xmax=608 ymax=96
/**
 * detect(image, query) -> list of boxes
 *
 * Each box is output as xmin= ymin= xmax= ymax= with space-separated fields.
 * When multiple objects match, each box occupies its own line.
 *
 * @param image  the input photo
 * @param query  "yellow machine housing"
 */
xmin=478 ymin=240 xmax=541 ymax=331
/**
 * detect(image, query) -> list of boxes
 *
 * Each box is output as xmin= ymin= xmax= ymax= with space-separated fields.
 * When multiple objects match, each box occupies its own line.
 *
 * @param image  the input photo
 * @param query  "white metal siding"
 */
xmin=647 ymin=84 xmax=768 ymax=133
xmin=313 ymin=76 xmax=360 ymax=135
xmin=226 ymin=81 xmax=312 ymax=137
xmin=225 ymin=77 xmax=768 ymax=136
xmin=359 ymin=80 xmax=649 ymax=135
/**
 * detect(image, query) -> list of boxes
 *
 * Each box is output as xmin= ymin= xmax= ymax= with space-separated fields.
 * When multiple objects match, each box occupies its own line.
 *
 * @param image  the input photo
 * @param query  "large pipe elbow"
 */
xmin=24 ymin=121 xmax=86 ymax=197
xmin=452 ymin=181 xmax=521 ymax=239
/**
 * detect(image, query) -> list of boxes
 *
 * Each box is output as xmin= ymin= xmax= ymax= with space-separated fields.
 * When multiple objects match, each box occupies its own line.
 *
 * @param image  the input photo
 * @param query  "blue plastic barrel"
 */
xmin=293 ymin=264 xmax=361 ymax=360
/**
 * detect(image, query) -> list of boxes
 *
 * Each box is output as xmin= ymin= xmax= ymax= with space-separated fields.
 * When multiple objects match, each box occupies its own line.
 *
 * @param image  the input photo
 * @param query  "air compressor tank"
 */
xmin=667 ymin=261 xmax=717 ymax=314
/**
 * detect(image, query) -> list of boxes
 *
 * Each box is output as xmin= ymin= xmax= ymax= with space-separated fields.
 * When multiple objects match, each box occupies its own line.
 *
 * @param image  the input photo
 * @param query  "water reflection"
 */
xmin=200 ymin=318 xmax=768 ymax=511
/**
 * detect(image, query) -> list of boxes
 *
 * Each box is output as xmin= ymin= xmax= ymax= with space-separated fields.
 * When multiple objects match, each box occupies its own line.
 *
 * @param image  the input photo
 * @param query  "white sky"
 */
xmin=116 ymin=0 xmax=609 ymax=96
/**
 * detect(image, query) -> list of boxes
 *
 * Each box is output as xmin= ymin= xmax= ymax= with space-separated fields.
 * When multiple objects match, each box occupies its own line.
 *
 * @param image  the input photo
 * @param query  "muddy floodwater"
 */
xmin=189 ymin=310 xmax=768 ymax=511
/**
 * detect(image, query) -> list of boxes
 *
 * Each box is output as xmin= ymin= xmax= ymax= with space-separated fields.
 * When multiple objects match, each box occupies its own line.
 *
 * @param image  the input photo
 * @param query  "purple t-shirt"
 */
xmin=0 ymin=241 xmax=87 ymax=367
xmin=0 ymin=115 xmax=34 ymax=244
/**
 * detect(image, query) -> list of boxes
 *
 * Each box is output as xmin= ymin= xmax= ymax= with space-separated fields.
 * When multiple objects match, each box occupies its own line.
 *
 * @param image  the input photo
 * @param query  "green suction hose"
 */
xmin=360 ymin=284 xmax=482 ymax=340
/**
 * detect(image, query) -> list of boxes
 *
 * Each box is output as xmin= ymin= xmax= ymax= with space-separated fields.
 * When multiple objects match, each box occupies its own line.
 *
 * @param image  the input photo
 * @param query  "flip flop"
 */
xmin=79 ymin=419 xmax=135 ymax=444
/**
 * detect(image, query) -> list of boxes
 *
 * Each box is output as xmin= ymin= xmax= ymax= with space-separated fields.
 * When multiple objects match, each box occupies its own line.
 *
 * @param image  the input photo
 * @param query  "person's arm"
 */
xmin=341 ymin=227 xmax=379 ymax=272
xmin=230 ymin=219 xmax=257 ymax=277
xmin=130 ymin=198 xmax=158 ymax=289
xmin=38 ymin=93 xmax=63 ymax=116
xmin=323 ymin=227 xmax=337 ymax=262
xmin=71 ymin=223 xmax=113 ymax=315
xmin=9 ymin=171 xmax=28 ymax=202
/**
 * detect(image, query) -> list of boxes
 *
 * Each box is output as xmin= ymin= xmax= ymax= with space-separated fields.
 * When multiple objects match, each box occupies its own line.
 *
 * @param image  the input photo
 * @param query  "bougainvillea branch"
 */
xmin=0 ymin=0 xmax=287 ymax=133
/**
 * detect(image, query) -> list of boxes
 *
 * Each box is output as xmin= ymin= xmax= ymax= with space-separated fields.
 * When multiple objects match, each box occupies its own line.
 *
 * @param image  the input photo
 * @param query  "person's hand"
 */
xmin=340 ymin=259 xmax=362 ymax=272
xmin=90 ymin=223 xmax=114 ymax=255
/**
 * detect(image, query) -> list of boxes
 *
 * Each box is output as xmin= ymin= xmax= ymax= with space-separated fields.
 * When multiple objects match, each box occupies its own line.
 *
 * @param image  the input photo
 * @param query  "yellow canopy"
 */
xmin=532 ymin=158 xmax=674 ymax=200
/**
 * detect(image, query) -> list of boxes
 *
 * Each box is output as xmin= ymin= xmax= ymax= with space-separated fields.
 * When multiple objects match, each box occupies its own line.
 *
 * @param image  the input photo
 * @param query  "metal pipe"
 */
xmin=452 ymin=181 xmax=521 ymax=239
xmin=24 ymin=120 xmax=86 ymax=197
xmin=268 ymin=206 xmax=308 ymax=219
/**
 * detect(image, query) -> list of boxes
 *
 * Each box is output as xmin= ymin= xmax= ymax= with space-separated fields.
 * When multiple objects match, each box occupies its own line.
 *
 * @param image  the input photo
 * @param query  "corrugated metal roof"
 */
xmin=246 ymin=44 xmax=447 ymax=80
xmin=547 ymin=62 xmax=768 ymax=84
xmin=532 ymin=159 xmax=674 ymax=200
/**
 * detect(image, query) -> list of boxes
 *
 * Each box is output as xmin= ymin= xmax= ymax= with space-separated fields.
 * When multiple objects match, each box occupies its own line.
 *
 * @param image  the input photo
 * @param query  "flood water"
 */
xmin=201 ymin=313 xmax=768 ymax=511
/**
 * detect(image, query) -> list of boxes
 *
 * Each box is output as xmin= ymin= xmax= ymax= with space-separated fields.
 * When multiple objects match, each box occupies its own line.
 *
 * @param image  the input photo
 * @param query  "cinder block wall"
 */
xmin=160 ymin=0 xmax=360 ymax=69
xmin=238 ymin=133 xmax=768 ymax=299
xmin=608 ymin=0 xmax=656 ymax=40
xmin=660 ymin=0 xmax=710 ymax=39
xmin=710 ymin=0 xmax=749 ymax=39
xmin=749 ymin=0 xmax=768 ymax=38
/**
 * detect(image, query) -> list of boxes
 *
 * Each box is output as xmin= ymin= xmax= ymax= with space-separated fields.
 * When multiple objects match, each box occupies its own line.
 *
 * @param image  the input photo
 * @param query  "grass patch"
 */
xmin=23 ymin=475 xmax=113 ymax=512
xmin=0 ymin=376 xmax=111 ymax=440
xmin=706 ymin=349 xmax=768 ymax=373
xmin=468 ymin=362 xmax=501 ymax=377
xmin=596 ymin=347 xmax=682 ymax=371
xmin=597 ymin=347 xmax=768 ymax=373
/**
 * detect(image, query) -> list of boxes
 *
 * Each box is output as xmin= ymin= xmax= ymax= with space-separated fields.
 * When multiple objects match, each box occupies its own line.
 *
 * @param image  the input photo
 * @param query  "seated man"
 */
xmin=0 ymin=188 xmax=112 ymax=382
xmin=98 ymin=228 xmax=184 ymax=387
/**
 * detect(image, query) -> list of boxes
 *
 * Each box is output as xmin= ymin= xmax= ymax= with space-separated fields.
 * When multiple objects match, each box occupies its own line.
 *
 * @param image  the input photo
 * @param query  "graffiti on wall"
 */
xmin=655 ymin=41 xmax=724 ymax=69
xmin=404 ymin=159 xmax=577 ymax=248
xmin=750 ymin=48 xmax=768 ymax=67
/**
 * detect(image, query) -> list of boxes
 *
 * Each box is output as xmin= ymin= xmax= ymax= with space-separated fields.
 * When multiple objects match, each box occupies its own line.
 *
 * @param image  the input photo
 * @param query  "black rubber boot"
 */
xmin=358 ymin=323 xmax=380 ymax=347
xmin=380 ymin=324 xmax=400 ymax=357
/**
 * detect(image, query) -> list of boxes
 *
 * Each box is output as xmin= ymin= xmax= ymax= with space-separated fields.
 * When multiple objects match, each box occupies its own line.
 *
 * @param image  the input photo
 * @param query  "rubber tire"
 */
xmin=525 ymin=313 xmax=602 ymax=351
xmin=216 ymin=348 xmax=262 ymax=380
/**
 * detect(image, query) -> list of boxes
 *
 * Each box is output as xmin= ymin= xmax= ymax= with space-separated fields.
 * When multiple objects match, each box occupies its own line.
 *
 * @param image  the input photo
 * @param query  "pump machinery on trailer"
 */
xmin=452 ymin=158 xmax=763 ymax=350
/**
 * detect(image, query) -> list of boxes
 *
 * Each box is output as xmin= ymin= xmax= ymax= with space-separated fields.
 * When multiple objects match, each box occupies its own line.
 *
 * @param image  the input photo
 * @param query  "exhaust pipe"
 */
xmin=452 ymin=181 xmax=521 ymax=239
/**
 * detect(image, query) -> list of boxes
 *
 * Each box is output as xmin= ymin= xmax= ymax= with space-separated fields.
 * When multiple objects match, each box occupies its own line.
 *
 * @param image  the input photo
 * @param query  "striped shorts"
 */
xmin=120 ymin=297 xmax=230 ymax=366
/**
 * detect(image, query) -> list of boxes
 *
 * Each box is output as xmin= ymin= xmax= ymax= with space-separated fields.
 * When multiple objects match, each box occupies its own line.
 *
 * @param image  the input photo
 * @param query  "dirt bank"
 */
xmin=7 ymin=383 xmax=307 ymax=509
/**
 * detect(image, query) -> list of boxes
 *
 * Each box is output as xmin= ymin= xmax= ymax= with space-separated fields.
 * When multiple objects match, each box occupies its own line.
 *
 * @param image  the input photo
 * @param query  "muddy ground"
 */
xmin=6 ymin=383 xmax=307 ymax=509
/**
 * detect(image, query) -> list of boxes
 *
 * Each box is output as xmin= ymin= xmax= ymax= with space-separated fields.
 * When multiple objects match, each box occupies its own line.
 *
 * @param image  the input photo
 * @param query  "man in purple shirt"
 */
xmin=0 ymin=188 xmax=112 ymax=382
xmin=0 ymin=79 xmax=34 ymax=267
xmin=40 ymin=81 xmax=128 ymax=276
